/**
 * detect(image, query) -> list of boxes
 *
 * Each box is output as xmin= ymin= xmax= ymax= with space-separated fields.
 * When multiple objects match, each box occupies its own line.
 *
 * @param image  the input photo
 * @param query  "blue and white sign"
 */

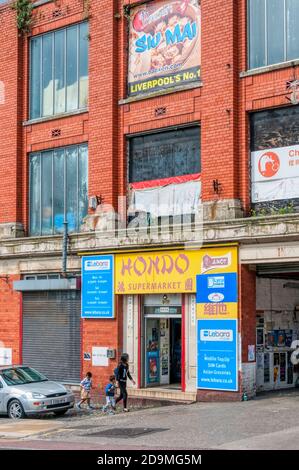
xmin=196 ymin=272 xmax=238 ymax=304
xmin=82 ymin=255 xmax=114 ymax=318
xmin=197 ymin=319 xmax=238 ymax=391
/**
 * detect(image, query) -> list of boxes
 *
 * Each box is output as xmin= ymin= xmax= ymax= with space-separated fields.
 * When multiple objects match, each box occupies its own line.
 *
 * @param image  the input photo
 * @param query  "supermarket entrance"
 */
xmin=144 ymin=305 xmax=182 ymax=388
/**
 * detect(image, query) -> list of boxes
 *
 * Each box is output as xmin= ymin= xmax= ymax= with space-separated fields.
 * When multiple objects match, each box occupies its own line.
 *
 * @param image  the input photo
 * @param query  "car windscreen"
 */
xmin=1 ymin=367 xmax=48 ymax=386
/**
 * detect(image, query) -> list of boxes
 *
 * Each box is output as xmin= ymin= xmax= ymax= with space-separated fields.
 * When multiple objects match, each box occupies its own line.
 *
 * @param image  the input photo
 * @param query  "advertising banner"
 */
xmin=115 ymin=247 xmax=237 ymax=295
xmin=147 ymin=351 xmax=160 ymax=383
xmin=197 ymin=319 xmax=238 ymax=391
xmin=128 ymin=0 xmax=201 ymax=97
xmin=81 ymin=255 xmax=114 ymax=318
xmin=251 ymin=144 xmax=299 ymax=202
xmin=196 ymin=272 xmax=238 ymax=304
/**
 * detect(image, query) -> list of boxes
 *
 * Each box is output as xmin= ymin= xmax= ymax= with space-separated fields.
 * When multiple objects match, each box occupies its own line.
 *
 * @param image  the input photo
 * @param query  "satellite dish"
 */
xmin=291 ymin=350 xmax=299 ymax=366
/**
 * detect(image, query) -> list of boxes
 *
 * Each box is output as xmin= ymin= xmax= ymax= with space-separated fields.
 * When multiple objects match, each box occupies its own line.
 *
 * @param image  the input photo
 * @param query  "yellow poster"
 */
xmin=196 ymin=302 xmax=238 ymax=320
xmin=198 ymin=246 xmax=238 ymax=275
xmin=115 ymin=247 xmax=238 ymax=294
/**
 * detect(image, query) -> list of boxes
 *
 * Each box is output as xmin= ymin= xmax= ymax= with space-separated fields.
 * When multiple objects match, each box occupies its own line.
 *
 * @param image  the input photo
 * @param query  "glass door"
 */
xmin=159 ymin=319 xmax=170 ymax=385
xmin=145 ymin=318 xmax=160 ymax=387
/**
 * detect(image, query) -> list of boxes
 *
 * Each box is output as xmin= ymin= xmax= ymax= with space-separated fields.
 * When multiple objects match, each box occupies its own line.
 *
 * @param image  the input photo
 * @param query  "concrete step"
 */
xmin=128 ymin=387 xmax=197 ymax=404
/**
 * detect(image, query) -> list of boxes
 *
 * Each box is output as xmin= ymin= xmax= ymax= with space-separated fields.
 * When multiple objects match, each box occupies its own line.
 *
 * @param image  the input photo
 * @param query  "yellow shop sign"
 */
xmin=115 ymin=247 xmax=238 ymax=295
xmin=196 ymin=302 xmax=238 ymax=320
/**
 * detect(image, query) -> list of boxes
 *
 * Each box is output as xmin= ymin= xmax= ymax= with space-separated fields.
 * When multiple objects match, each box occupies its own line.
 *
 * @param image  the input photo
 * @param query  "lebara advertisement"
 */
xmin=197 ymin=320 xmax=238 ymax=391
xmin=128 ymin=0 xmax=201 ymax=96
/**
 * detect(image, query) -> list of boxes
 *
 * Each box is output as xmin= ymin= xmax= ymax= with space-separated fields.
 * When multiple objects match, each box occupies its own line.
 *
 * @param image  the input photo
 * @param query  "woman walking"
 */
xmin=115 ymin=353 xmax=136 ymax=412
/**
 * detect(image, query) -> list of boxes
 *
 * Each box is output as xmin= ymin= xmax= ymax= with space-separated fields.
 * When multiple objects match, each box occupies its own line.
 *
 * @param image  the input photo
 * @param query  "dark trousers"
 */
xmin=116 ymin=381 xmax=128 ymax=408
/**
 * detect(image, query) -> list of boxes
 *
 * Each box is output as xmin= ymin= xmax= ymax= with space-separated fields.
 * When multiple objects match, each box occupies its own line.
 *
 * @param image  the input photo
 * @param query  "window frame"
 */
xmin=29 ymin=21 xmax=89 ymax=120
xmin=28 ymin=143 xmax=88 ymax=236
xmin=247 ymin=0 xmax=299 ymax=70
xmin=127 ymin=124 xmax=201 ymax=187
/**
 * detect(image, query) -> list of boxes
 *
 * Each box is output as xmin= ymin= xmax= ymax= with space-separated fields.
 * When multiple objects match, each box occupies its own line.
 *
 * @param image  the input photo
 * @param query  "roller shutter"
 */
xmin=22 ymin=290 xmax=81 ymax=383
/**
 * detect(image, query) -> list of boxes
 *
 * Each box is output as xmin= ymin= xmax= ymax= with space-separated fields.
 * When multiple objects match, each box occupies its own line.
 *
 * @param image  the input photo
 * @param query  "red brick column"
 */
xmin=201 ymin=0 xmax=240 ymax=204
xmin=0 ymin=275 xmax=22 ymax=364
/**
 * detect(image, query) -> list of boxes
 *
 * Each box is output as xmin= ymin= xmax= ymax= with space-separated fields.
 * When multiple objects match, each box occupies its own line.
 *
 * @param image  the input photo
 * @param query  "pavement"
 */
xmin=1 ymin=389 xmax=299 ymax=450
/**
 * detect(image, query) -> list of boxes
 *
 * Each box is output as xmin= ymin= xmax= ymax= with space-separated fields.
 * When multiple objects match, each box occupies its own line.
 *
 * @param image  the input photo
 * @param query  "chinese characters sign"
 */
xmin=128 ymin=0 xmax=201 ymax=96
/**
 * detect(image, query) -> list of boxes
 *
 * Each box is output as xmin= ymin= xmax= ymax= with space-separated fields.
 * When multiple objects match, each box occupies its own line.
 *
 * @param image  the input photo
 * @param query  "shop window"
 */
xmin=30 ymin=22 xmax=89 ymax=120
xmin=248 ymin=0 xmax=299 ymax=69
xmin=250 ymin=106 xmax=299 ymax=211
xmin=29 ymin=144 xmax=88 ymax=236
xmin=128 ymin=127 xmax=201 ymax=220
xmin=129 ymin=127 xmax=200 ymax=183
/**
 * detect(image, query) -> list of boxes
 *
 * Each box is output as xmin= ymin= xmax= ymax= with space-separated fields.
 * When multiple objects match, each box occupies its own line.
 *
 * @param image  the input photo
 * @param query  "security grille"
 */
xmin=22 ymin=290 xmax=81 ymax=383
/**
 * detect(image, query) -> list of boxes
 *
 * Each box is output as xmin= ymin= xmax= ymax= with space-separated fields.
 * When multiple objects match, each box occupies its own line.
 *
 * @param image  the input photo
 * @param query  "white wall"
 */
xmin=256 ymin=278 xmax=299 ymax=311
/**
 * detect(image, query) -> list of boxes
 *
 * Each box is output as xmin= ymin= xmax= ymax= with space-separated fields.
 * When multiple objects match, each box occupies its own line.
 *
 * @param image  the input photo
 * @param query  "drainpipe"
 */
xmin=62 ymin=219 xmax=68 ymax=276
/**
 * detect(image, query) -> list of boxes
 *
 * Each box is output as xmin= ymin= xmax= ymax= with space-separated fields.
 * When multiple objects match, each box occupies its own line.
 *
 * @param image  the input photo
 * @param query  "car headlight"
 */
xmin=25 ymin=392 xmax=47 ymax=399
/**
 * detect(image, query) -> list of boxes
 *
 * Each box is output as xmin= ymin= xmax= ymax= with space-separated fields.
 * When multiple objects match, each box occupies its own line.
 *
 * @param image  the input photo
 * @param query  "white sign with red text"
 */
xmin=252 ymin=144 xmax=299 ymax=202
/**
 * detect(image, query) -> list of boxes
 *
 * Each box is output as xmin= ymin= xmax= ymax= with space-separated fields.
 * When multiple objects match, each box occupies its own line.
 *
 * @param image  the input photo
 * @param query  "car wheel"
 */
xmin=8 ymin=399 xmax=26 ymax=419
xmin=53 ymin=409 xmax=68 ymax=417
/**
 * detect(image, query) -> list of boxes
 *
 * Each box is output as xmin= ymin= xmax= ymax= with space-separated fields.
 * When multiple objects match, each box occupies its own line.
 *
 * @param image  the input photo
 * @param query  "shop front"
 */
xmin=255 ymin=275 xmax=299 ymax=392
xmin=240 ymin=241 xmax=299 ymax=397
xmin=115 ymin=245 xmax=239 ymax=397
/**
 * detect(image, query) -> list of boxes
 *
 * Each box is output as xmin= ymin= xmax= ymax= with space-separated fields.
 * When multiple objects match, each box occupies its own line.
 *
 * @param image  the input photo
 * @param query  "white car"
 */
xmin=0 ymin=365 xmax=75 ymax=419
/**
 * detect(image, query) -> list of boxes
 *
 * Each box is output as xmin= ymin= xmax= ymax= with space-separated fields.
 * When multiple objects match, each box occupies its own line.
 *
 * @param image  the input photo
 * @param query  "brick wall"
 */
xmin=0 ymin=275 xmax=22 ymax=364
xmin=1 ymin=0 xmax=298 ymax=228
xmin=81 ymin=295 xmax=123 ymax=389
xmin=240 ymin=265 xmax=256 ymax=364
xmin=0 ymin=4 xmax=22 ymax=224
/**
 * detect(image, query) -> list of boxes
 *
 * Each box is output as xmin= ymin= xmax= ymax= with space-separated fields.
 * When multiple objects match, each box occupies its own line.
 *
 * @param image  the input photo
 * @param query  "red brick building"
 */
xmin=0 ymin=0 xmax=299 ymax=404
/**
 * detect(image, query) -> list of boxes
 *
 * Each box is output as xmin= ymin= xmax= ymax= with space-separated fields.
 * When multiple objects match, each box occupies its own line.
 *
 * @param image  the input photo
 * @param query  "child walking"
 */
xmin=102 ymin=375 xmax=117 ymax=414
xmin=76 ymin=371 xmax=94 ymax=410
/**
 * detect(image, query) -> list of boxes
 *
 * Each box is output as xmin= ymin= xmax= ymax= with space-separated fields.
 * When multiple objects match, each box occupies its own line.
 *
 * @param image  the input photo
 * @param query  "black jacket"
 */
xmin=118 ymin=362 xmax=132 ymax=383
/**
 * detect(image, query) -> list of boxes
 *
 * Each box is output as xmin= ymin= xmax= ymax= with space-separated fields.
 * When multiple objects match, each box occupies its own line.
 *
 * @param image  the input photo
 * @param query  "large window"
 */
xmin=128 ymin=127 xmax=201 ymax=219
xmin=129 ymin=127 xmax=201 ymax=183
xmin=30 ymin=22 xmax=89 ymax=120
xmin=29 ymin=144 xmax=88 ymax=236
xmin=250 ymin=106 xmax=299 ymax=210
xmin=248 ymin=0 xmax=299 ymax=69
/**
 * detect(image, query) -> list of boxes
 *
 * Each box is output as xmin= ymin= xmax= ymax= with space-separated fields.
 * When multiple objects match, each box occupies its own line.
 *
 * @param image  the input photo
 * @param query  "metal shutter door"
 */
xmin=22 ymin=291 xmax=81 ymax=383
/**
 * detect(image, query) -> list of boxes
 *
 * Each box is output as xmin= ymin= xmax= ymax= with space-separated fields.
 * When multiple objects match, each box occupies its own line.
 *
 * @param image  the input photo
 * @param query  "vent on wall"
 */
xmin=52 ymin=9 xmax=63 ymax=18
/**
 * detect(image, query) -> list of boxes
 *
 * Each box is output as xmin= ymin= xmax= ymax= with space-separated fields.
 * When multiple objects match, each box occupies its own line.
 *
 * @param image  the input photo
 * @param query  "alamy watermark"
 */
xmin=82 ymin=195 xmax=205 ymax=249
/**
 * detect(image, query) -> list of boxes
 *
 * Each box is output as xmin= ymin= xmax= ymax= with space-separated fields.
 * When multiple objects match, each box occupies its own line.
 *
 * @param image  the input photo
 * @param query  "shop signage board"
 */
xmin=196 ymin=246 xmax=238 ymax=321
xmin=81 ymin=255 xmax=114 ymax=318
xmin=197 ymin=319 xmax=238 ymax=391
xmin=251 ymin=144 xmax=299 ymax=202
xmin=196 ymin=272 xmax=238 ymax=304
xmin=115 ymin=247 xmax=237 ymax=295
xmin=128 ymin=0 xmax=201 ymax=97
xmin=196 ymin=246 xmax=239 ymax=391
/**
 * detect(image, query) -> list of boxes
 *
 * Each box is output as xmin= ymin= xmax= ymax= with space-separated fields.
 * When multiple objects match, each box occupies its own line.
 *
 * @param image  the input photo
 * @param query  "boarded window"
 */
xmin=250 ymin=106 xmax=299 ymax=151
xmin=129 ymin=127 xmax=200 ymax=183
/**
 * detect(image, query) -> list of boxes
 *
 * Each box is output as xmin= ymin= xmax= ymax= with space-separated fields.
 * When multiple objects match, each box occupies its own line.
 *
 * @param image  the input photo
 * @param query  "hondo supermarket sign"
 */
xmin=128 ymin=0 xmax=201 ymax=96
xmin=115 ymin=247 xmax=238 ymax=294
xmin=251 ymin=144 xmax=299 ymax=202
